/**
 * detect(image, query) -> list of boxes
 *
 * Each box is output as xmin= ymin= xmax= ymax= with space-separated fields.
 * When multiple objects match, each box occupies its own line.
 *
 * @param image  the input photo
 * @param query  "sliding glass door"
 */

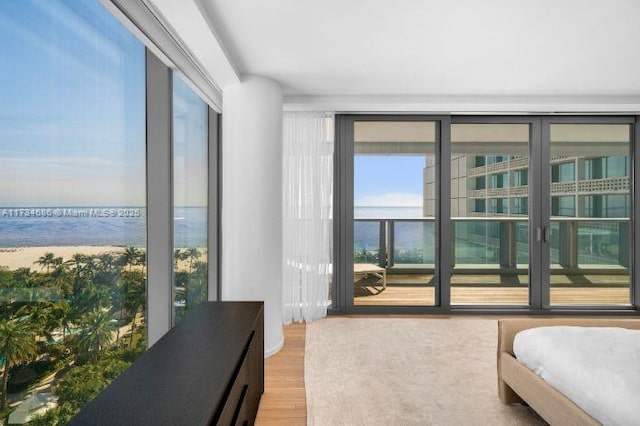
xmin=544 ymin=119 xmax=633 ymax=307
xmin=450 ymin=122 xmax=532 ymax=306
xmin=350 ymin=118 xmax=441 ymax=308
xmin=335 ymin=115 xmax=638 ymax=313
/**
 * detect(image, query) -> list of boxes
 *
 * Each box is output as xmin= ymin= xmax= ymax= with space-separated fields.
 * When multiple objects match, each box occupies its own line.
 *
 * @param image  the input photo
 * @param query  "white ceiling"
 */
xmin=195 ymin=0 xmax=640 ymax=99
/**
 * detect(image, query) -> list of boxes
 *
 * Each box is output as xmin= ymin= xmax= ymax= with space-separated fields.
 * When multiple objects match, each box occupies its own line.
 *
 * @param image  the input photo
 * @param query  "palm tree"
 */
xmin=81 ymin=256 xmax=99 ymax=283
xmin=51 ymin=300 xmax=73 ymax=346
xmin=120 ymin=247 xmax=141 ymax=273
xmin=34 ymin=252 xmax=56 ymax=273
xmin=95 ymin=253 xmax=120 ymax=288
xmin=173 ymin=249 xmax=188 ymax=269
xmin=185 ymin=248 xmax=200 ymax=274
xmin=51 ymin=263 xmax=72 ymax=297
xmin=123 ymin=280 xmax=145 ymax=348
xmin=16 ymin=302 xmax=54 ymax=341
xmin=77 ymin=310 xmax=115 ymax=363
xmin=78 ymin=285 xmax=111 ymax=313
xmin=52 ymin=256 xmax=63 ymax=269
xmin=98 ymin=253 xmax=116 ymax=273
xmin=0 ymin=319 xmax=37 ymax=409
xmin=65 ymin=253 xmax=85 ymax=271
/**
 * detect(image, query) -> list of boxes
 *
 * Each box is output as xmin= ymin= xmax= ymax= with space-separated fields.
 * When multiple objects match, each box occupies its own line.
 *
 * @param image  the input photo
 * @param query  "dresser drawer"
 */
xmin=216 ymin=362 xmax=247 ymax=425
xmin=214 ymin=330 xmax=256 ymax=425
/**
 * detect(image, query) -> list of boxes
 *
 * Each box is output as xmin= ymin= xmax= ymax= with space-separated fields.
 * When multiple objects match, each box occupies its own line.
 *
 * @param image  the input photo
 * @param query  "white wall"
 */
xmin=222 ymin=75 xmax=284 ymax=357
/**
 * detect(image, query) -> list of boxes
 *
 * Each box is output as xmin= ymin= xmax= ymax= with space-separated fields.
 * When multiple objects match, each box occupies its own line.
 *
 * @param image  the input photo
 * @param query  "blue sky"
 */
xmin=0 ymin=0 xmax=146 ymax=206
xmin=354 ymin=156 xmax=426 ymax=207
xmin=173 ymin=75 xmax=209 ymax=207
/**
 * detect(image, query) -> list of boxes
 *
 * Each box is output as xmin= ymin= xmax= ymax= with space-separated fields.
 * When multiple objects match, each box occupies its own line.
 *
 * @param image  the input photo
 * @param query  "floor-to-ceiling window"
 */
xmin=0 ymin=0 xmax=221 ymax=422
xmin=0 ymin=0 xmax=146 ymax=421
xmin=172 ymin=75 xmax=209 ymax=324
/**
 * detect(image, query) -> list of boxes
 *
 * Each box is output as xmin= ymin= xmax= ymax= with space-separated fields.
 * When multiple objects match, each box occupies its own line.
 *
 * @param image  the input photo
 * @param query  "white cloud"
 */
xmin=355 ymin=192 xmax=423 ymax=207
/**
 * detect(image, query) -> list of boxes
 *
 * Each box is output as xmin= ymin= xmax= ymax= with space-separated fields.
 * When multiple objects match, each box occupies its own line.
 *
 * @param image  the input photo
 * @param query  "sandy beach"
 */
xmin=0 ymin=246 xmax=208 ymax=271
xmin=0 ymin=246 xmax=127 ymax=270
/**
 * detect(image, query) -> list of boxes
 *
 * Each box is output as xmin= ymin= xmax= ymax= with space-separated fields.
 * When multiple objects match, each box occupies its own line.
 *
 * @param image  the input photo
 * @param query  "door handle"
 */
xmin=535 ymin=227 xmax=542 ymax=243
xmin=536 ymin=226 xmax=550 ymax=243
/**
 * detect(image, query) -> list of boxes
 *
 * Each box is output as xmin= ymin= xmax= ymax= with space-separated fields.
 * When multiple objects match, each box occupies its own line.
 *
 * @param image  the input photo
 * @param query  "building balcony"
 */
xmin=467 ymin=176 xmax=629 ymax=199
xmin=354 ymin=217 xmax=630 ymax=306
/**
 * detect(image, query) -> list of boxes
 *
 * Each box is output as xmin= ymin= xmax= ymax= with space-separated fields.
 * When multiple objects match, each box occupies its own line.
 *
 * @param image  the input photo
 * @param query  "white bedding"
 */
xmin=513 ymin=326 xmax=640 ymax=426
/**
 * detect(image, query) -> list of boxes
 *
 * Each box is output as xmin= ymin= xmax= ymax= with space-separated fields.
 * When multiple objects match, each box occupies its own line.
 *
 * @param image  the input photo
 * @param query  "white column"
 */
xmin=222 ymin=75 xmax=284 ymax=357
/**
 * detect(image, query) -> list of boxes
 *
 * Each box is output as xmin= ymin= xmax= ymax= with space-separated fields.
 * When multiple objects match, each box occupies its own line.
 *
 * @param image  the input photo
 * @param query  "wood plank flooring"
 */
xmin=354 ymin=274 xmax=631 ymax=306
xmin=255 ymin=323 xmax=307 ymax=426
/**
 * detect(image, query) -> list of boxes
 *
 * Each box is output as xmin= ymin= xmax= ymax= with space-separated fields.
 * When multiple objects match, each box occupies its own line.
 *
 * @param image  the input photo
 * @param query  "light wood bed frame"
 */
xmin=497 ymin=318 xmax=640 ymax=426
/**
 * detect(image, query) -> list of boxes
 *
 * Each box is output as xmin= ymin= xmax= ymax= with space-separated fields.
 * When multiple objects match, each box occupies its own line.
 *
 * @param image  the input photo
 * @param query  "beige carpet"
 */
xmin=305 ymin=318 xmax=545 ymax=426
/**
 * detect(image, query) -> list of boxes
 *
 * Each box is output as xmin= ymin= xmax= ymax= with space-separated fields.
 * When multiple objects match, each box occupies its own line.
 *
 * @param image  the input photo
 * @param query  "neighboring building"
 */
xmin=425 ymin=153 xmax=630 ymax=268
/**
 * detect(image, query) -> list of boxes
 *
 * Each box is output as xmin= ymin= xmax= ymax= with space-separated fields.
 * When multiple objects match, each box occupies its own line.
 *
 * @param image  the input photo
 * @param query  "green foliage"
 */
xmin=56 ymin=358 xmax=130 ymax=409
xmin=76 ymin=310 xmax=115 ymax=363
xmin=34 ymin=252 xmax=56 ymax=273
xmin=353 ymin=248 xmax=380 ymax=264
xmin=394 ymin=248 xmax=428 ymax=264
xmin=27 ymin=404 xmax=76 ymax=426
xmin=0 ymin=248 xmax=200 ymax=417
xmin=173 ymin=248 xmax=207 ymax=323
xmin=0 ymin=318 xmax=37 ymax=409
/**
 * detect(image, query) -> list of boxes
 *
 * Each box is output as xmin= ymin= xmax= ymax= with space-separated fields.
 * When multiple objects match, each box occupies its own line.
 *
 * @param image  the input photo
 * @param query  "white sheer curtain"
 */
xmin=282 ymin=112 xmax=334 ymax=324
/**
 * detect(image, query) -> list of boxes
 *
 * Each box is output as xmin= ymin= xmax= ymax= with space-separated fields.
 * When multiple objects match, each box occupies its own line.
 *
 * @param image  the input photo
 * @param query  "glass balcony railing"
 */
xmin=355 ymin=217 xmax=630 ymax=273
xmin=550 ymin=218 xmax=629 ymax=269
xmin=354 ymin=218 xmax=436 ymax=268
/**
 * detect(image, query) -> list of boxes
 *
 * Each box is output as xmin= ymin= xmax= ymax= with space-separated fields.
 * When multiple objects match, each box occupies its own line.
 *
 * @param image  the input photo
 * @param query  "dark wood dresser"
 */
xmin=69 ymin=302 xmax=264 ymax=425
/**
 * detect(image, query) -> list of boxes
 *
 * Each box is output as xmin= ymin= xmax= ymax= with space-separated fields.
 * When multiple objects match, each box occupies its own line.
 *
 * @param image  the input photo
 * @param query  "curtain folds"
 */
xmin=282 ymin=112 xmax=334 ymax=324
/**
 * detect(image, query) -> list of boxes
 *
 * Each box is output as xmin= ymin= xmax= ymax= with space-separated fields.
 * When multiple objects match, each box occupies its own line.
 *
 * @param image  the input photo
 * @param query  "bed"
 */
xmin=497 ymin=318 xmax=640 ymax=426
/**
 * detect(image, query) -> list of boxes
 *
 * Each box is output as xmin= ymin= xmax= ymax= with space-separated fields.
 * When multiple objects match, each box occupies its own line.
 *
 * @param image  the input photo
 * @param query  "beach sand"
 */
xmin=0 ymin=246 xmax=127 ymax=270
xmin=0 ymin=246 xmax=208 ymax=271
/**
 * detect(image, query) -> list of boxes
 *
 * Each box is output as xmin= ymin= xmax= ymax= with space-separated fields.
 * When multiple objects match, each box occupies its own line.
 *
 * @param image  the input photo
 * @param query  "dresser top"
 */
xmin=70 ymin=301 xmax=264 ymax=426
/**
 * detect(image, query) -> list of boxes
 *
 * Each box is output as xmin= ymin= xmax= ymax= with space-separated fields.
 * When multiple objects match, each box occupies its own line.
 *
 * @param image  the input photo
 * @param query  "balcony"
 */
xmin=354 ymin=217 xmax=630 ymax=306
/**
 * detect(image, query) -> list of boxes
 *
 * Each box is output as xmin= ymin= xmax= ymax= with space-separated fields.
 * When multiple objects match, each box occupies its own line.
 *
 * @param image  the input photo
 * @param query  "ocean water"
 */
xmin=354 ymin=207 xmax=435 ymax=260
xmin=353 ymin=206 xmax=505 ymax=264
xmin=0 ymin=206 xmax=206 ymax=248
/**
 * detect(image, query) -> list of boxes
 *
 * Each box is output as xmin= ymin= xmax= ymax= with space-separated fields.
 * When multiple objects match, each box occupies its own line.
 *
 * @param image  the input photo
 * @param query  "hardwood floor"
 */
xmin=354 ymin=273 xmax=631 ymax=306
xmin=255 ymin=323 xmax=307 ymax=426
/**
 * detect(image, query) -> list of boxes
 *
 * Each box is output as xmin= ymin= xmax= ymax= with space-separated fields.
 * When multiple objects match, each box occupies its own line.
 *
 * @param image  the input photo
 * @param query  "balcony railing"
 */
xmin=354 ymin=217 xmax=629 ymax=273
xmin=467 ymin=177 xmax=629 ymax=199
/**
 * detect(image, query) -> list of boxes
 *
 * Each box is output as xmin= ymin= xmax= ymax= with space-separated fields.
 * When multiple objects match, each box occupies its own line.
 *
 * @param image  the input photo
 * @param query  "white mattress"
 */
xmin=513 ymin=326 xmax=640 ymax=426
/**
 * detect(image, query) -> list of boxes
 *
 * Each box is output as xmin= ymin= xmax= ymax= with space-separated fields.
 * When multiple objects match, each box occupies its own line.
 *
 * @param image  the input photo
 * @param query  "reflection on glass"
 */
xmin=354 ymin=221 xmax=382 ymax=265
xmin=172 ymin=75 xmax=208 ymax=323
xmin=0 ymin=0 xmax=146 ymax=421
xmin=392 ymin=221 xmax=435 ymax=265
xmin=549 ymin=124 xmax=631 ymax=306
xmin=450 ymin=124 xmax=530 ymax=305
xmin=353 ymin=121 xmax=435 ymax=306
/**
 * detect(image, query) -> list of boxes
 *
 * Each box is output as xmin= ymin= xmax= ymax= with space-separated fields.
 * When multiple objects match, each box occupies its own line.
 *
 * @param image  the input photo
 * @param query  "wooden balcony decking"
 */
xmin=354 ymin=273 xmax=631 ymax=306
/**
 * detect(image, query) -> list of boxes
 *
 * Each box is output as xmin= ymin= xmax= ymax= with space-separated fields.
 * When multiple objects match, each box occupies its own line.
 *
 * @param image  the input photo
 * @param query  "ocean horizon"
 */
xmin=0 ymin=206 xmax=206 ymax=248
